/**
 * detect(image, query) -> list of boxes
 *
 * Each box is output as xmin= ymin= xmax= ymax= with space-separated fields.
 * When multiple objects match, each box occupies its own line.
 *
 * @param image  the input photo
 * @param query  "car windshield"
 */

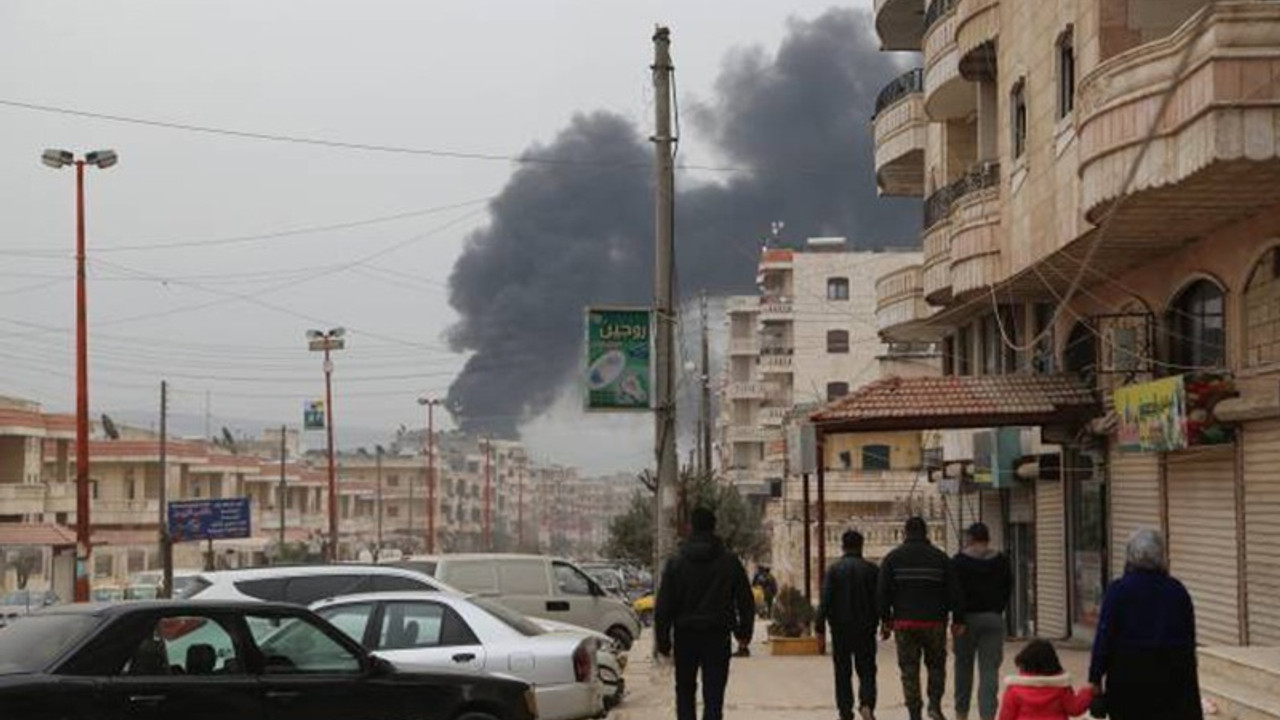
xmin=0 ymin=614 xmax=97 ymax=674
xmin=468 ymin=596 xmax=544 ymax=637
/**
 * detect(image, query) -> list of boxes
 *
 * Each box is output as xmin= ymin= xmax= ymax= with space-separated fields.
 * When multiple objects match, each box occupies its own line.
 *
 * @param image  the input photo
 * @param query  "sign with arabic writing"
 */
xmin=168 ymin=498 xmax=252 ymax=542
xmin=585 ymin=307 xmax=652 ymax=411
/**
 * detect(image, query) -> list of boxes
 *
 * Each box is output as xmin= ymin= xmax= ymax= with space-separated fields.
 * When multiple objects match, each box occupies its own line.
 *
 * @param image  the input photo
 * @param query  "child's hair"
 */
xmin=1015 ymin=639 xmax=1065 ymax=675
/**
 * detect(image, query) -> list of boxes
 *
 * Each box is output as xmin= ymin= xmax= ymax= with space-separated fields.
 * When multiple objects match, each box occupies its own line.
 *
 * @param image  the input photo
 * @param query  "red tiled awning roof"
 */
xmin=810 ymin=374 xmax=1100 ymax=432
xmin=0 ymin=523 xmax=77 ymax=547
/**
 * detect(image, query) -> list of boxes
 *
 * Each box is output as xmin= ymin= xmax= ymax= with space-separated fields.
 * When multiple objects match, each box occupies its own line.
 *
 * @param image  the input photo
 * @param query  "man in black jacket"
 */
xmin=655 ymin=506 xmax=755 ymax=720
xmin=878 ymin=517 xmax=965 ymax=720
xmin=817 ymin=529 xmax=881 ymax=720
xmin=952 ymin=522 xmax=1012 ymax=720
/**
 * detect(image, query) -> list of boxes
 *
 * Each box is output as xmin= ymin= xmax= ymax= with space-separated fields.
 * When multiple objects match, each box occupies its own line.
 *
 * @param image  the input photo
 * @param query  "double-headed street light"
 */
xmin=43 ymin=148 xmax=118 ymax=603
xmin=307 ymin=327 xmax=345 ymax=562
xmin=417 ymin=397 xmax=442 ymax=554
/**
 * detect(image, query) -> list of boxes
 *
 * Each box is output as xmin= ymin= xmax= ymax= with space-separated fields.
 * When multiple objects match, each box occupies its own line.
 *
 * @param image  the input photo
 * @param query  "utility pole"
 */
xmin=375 ymin=445 xmax=384 ymax=561
xmin=699 ymin=290 xmax=712 ymax=479
xmin=278 ymin=425 xmax=287 ymax=554
xmin=307 ymin=328 xmax=345 ymax=562
xmin=483 ymin=437 xmax=493 ymax=551
xmin=651 ymin=25 xmax=679 ymax=587
xmin=418 ymin=398 xmax=439 ymax=554
xmin=516 ymin=457 xmax=525 ymax=551
xmin=159 ymin=381 xmax=173 ymax=599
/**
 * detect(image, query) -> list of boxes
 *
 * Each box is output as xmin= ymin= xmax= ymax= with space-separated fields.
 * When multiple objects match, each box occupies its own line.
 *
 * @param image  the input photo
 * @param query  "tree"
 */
xmin=603 ymin=490 xmax=653 ymax=566
xmin=4 ymin=547 xmax=41 ymax=589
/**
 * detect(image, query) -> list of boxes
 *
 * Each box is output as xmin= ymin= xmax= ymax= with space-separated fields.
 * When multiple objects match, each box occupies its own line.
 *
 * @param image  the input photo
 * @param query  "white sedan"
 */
xmin=312 ymin=592 xmax=605 ymax=720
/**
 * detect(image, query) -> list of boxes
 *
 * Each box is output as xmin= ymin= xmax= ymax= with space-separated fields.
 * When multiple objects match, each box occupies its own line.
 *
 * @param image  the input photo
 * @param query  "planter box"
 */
xmin=769 ymin=635 xmax=821 ymax=656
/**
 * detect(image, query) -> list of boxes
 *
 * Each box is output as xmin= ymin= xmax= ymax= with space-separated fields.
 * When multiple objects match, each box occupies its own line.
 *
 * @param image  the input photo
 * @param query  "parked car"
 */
xmin=578 ymin=565 xmax=629 ymax=601
xmin=178 ymin=564 xmax=454 ymax=604
xmin=0 ymin=600 xmax=537 ymax=720
xmin=0 ymin=589 xmax=59 ymax=624
xmin=312 ymin=592 xmax=605 ymax=720
xmin=631 ymin=592 xmax=654 ymax=627
xmin=534 ymin=617 xmax=627 ymax=710
xmin=129 ymin=569 xmax=204 ymax=598
xmin=91 ymin=585 xmax=124 ymax=603
xmin=397 ymin=554 xmax=641 ymax=650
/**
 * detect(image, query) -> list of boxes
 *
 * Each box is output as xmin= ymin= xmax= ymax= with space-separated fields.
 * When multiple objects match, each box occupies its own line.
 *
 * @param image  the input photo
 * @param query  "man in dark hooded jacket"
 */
xmin=817 ymin=529 xmax=881 ymax=720
xmin=655 ymin=506 xmax=755 ymax=720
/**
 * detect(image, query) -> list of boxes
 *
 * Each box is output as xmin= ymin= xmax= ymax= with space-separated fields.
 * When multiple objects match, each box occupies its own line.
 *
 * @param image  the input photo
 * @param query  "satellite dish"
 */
xmin=220 ymin=427 xmax=237 ymax=453
xmin=101 ymin=414 xmax=120 ymax=440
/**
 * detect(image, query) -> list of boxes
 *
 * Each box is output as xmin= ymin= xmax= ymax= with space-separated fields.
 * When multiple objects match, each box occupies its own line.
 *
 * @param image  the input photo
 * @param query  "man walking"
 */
xmin=878 ymin=517 xmax=965 ymax=720
xmin=655 ymin=506 xmax=756 ymax=720
xmin=952 ymin=523 xmax=1012 ymax=720
xmin=817 ymin=529 xmax=881 ymax=720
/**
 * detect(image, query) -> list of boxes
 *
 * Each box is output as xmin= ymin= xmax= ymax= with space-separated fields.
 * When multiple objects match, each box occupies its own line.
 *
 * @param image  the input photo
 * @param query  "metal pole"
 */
xmin=816 ymin=431 xmax=827 ymax=602
xmin=159 ymin=380 xmax=172 ymax=599
xmin=427 ymin=401 xmax=436 ymax=554
xmin=802 ymin=472 xmax=812 ymax=605
xmin=651 ymin=25 xmax=679 ymax=586
xmin=700 ymin=290 xmax=712 ymax=479
xmin=375 ymin=446 xmax=384 ymax=561
xmin=74 ymin=159 xmax=91 ymax=603
xmin=278 ymin=425 xmax=287 ymax=553
xmin=517 ymin=459 xmax=524 ymax=550
xmin=324 ymin=345 xmax=338 ymax=562
xmin=483 ymin=438 xmax=493 ymax=551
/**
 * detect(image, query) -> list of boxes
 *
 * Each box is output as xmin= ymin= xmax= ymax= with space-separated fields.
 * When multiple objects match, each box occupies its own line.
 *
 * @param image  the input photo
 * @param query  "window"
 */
xmin=838 ymin=451 xmax=853 ymax=470
xmin=827 ymin=277 xmax=850 ymax=301
xmin=553 ymin=562 xmax=594 ymax=596
xmin=315 ymin=602 xmax=376 ymax=645
xmin=1168 ymin=280 xmax=1226 ymax=369
xmin=498 ymin=559 xmax=549 ymax=594
xmin=375 ymin=602 xmax=477 ymax=650
xmin=387 ymin=475 xmax=399 ymax=487
xmin=283 ymin=574 xmax=369 ymax=605
xmin=386 ymin=505 xmax=400 ymax=518
xmin=251 ymin=614 xmax=362 ymax=674
xmin=470 ymin=596 xmax=546 ymax=637
xmin=862 ymin=444 xmax=892 ymax=471
xmin=942 ymin=336 xmax=956 ymax=376
xmin=1033 ymin=303 xmax=1056 ymax=373
xmin=0 ymin=615 xmax=94 ymax=675
xmin=370 ymin=574 xmax=435 ymax=593
xmin=1245 ymin=248 xmax=1280 ymax=366
xmin=1064 ymin=322 xmax=1098 ymax=382
xmin=121 ymin=615 xmax=243 ymax=676
xmin=1011 ymin=79 xmax=1027 ymax=158
xmin=956 ymin=326 xmax=973 ymax=376
xmin=981 ymin=314 xmax=1001 ymax=375
xmin=826 ymin=382 xmax=850 ymax=401
xmin=827 ymin=329 xmax=850 ymax=354
xmin=1057 ymin=27 xmax=1076 ymax=118
xmin=443 ymin=561 xmax=499 ymax=594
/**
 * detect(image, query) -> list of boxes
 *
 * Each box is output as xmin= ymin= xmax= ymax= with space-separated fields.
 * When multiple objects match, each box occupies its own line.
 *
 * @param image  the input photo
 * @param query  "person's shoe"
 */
xmin=858 ymin=706 xmax=876 ymax=720
xmin=927 ymin=708 xmax=948 ymax=720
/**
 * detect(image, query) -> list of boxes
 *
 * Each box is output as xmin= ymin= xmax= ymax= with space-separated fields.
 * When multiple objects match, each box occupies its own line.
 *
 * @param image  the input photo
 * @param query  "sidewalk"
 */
xmin=614 ymin=622 xmax=1092 ymax=720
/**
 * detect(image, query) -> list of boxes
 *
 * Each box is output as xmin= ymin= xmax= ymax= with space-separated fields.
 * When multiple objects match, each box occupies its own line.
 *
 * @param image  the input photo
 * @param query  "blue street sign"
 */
xmin=168 ymin=498 xmax=252 ymax=542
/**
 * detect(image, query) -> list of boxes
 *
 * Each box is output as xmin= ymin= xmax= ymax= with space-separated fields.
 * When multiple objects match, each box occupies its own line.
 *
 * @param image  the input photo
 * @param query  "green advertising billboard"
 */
xmin=585 ymin=307 xmax=652 ymax=411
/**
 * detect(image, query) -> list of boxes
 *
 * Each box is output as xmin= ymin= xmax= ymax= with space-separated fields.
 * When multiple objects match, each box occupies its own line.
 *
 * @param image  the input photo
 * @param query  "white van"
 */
xmin=395 ymin=554 xmax=642 ymax=650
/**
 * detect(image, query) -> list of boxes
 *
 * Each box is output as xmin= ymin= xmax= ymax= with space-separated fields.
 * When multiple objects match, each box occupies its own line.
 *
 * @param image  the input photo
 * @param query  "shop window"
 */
xmin=1167 ymin=279 xmax=1225 ymax=370
xmin=827 ymin=277 xmax=850 ymax=301
xmin=862 ymin=445 xmax=892 ymax=471
xmin=827 ymin=329 xmax=850 ymax=354
xmin=1057 ymin=27 xmax=1075 ymax=118
xmin=838 ymin=451 xmax=853 ymax=470
xmin=1011 ymin=79 xmax=1028 ymax=158
xmin=1245 ymin=247 xmax=1280 ymax=366
xmin=826 ymin=382 xmax=849 ymax=402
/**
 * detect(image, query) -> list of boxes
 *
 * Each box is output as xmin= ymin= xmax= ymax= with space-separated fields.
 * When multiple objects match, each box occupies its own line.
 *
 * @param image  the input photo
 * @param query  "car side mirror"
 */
xmin=366 ymin=655 xmax=395 ymax=678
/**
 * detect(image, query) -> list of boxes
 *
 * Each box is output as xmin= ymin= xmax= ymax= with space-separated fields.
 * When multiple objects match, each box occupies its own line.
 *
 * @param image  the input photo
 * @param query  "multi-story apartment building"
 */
xmin=864 ymin=0 xmax=1280 ymax=669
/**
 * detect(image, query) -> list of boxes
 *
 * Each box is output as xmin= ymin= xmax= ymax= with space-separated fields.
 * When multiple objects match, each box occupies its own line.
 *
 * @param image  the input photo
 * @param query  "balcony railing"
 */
xmin=923 ymin=162 xmax=1000 ymax=228
xmin=924 ymin=0 xmax=959 ymax=34
xmin=874 ymin=68 xmax=925 ymax=117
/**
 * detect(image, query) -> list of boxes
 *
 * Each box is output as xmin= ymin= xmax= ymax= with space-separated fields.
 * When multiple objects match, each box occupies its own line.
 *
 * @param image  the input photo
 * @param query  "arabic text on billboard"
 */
xmin=1114 ymin=373 xmax=1236 ymax=452
xmin=168 ymin=498 xmax=252 ymax=542
xmin=585 ymin=308 xmax=652 ymax=411
xmin=303 ymin=400 xmax=325 ymax=430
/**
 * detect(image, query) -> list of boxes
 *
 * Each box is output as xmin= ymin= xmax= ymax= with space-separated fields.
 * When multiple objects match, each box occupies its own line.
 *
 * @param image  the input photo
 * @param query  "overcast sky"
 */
xmin=0 ymin=0 xmax=876 ymax=473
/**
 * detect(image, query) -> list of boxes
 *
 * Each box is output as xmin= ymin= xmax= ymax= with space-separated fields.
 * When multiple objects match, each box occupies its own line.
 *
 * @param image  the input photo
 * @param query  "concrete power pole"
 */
xmin=652 ymin=26 xmax=679 ymax=583
xmin=159 ymin=380 xmax=173 ymax=599
xmin=700 ymin=290 xmax=712 ymax=479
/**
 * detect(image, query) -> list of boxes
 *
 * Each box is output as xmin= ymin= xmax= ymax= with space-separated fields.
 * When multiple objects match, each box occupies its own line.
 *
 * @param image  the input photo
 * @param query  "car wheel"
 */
xmin=606 ymin=625 xmax=634 ymax=650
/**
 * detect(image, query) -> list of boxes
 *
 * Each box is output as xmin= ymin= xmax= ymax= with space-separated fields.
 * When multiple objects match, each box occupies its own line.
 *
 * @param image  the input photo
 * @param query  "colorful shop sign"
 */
xmin=1114 ymin=373 xmax=1236 ymax=452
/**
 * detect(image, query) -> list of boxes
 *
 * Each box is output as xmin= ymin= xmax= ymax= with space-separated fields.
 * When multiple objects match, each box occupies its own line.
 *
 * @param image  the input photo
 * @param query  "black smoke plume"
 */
xmin=446 ymin=8 xmax=918 ymax=436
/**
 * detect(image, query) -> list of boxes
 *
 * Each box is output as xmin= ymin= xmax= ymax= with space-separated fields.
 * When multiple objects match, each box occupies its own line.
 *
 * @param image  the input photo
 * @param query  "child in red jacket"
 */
xmin=998 ymin=640 xmax=1095 ymax=720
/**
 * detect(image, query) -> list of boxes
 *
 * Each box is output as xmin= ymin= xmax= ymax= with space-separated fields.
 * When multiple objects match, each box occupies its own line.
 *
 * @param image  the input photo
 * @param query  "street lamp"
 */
xmin=43 ymin=148 xmax=118 ymax=603
xmin=307 ymin=327 xmax=345 ymax=562
xmin=417 ymin=397 xmax=442 ymax=554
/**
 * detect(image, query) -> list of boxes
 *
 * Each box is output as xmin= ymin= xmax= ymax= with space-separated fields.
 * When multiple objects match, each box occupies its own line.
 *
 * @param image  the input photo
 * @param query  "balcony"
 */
xmin=728 ymin=426 xmax=771 ymax=444
xmin=1078 ymin=1 xmax=1280 ymax=243
xmin=759 ymin=298 xmax=793 ymax=323
xmin=876 ymin=264 xmax=933 ymax=339
xmin=727 ymin=382 xmax=768 ymax=400
xmin=759 ymin=352 xmax=794 ymax=375
xmin=922 ymin=211 xmax=953 ymax=307
xmin=760 ymin=407 xmax=790 ymax=427
xmin=94 ymin=498 xmax=161 ymax=525
xmin=728 ymin=337 xmax=757 ymax=356
xmin=875 ymin=0 xmax=926 ymax=52
xmin=784 ymin=470 xmax=922 ymax=502
xmin=873 ymin=69 xmax=927 ymax=197
xmin=0 ymin=483 xmax=50 ymax=515
xmin=758 ymin=248 xmax=793 ymax=271
xmin=956 ymin=0 xmax=999 ymax=66
xmin=948 ymin=163 xmax=1002 ymax=297
xmin=923 ymin=0 xmax=974 ymax=121
xmin=726 ymin=296 xmax=759 ymax=316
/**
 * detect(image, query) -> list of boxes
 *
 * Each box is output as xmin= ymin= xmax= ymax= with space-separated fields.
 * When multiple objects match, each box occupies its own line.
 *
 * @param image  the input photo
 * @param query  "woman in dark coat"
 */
xmin=1089 ymin=528 xmax=1202 ymax=720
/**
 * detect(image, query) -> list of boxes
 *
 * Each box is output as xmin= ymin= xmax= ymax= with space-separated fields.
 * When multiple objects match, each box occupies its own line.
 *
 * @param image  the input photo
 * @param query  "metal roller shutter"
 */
xmin=1108 ymin=449 xmax=1161 ymax=580
xmin=1010 ymin=485 xmax=1034 ymax=524
xmin=1243 ymin=420 xmax=1280 ymax=645
xmin=1166 ymin=447 xmax=1239 ymax=646
xmin=1036 ymin=477 xmax=1068 ymax=638
xmin=980 ymin=489 xmax=1005 ymax=549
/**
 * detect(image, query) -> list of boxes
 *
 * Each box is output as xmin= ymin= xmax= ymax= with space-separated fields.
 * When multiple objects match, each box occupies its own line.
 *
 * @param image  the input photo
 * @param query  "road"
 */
xmin=613 ymin=622 xmax=1091 ymax=720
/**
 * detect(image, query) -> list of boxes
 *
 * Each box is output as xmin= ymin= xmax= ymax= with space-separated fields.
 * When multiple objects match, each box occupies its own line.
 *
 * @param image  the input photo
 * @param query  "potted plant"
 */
xmin=767 ymin=584 xmax=821 ymax=655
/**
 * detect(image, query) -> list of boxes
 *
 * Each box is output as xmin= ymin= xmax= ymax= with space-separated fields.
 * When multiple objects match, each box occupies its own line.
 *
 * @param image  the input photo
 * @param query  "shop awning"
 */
xmin=0 ymin=523 xmax=76 ymax=547
xmin=810 ymin=374 xmax=1100 ymax=433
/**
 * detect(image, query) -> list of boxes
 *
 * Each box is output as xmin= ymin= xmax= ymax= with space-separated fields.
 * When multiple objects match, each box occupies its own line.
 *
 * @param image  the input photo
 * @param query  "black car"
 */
xmin=0 ymin=600 xmax=537 ymax=720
